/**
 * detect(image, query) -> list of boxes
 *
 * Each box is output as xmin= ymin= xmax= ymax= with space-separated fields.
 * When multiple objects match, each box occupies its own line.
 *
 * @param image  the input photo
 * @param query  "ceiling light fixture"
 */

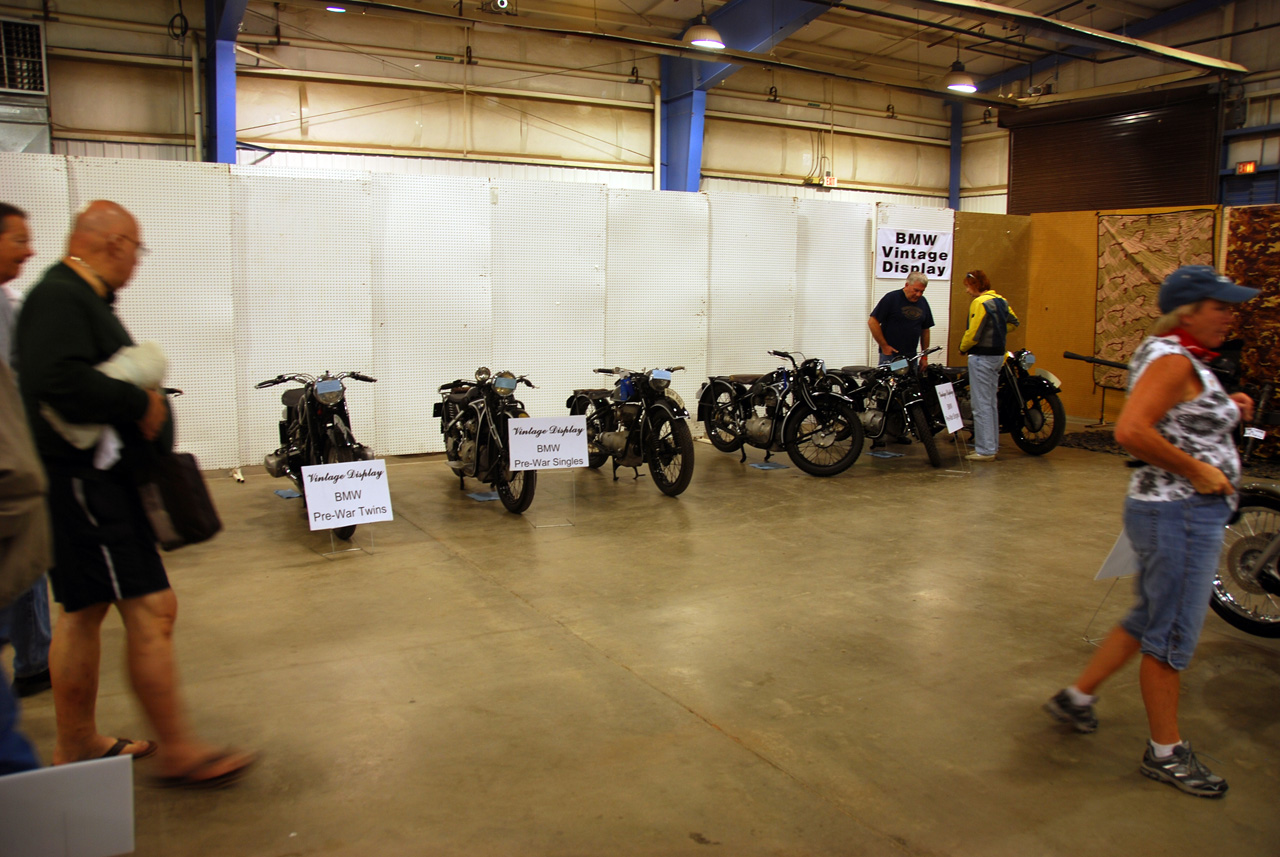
xmin=326 ymin=5 xmax=347 ymax=11
xmin=942 ymin=38 xmax=977 ymax=93
xmin=684 ymin=2 xmax=725 ymax=50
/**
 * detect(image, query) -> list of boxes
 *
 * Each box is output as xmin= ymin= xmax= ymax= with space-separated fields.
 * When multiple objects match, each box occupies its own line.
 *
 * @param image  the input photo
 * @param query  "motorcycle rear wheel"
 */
xmin=1212 ymin=493 xmax=1280 ymax=637
xmin=326 ymin=437 xmax=357 ymax=541
xmin=646 ymin=412 xmax=695 ymax=496
xmin=783 ymin=398 xmax=864 ymax=477
xmin=570 ymin=396 xmax=614 ymax=469
xmin=1010 ymin=391 xmax=1066 ymax=456
xmin=702 ymin=386 xmax=745 ymax=452
xmin=907 ymin=402 xmax=942 ymax=468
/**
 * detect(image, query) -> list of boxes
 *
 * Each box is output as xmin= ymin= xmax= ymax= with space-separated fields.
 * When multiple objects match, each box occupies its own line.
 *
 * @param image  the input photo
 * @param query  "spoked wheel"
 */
xmin=907 ymin=402 xmax=942 ymax=468
xmin=570 ymin=396 xmax=614 ymax=469
xmin=1010 ymin=391 xmax=1066 ymax=456
xmin=645 ymin=412 xmax=695 ymax=496
xmin=1211 ymin=493 xmax=1280 ymax=637
xmin=783 ymin=397 xmax=864 ymax=476
xmin=326 ymin=436 xmax=357 ymax=541
xmin=702 ymin=385 xmax=745 ymax=452
xmin=497 ymin=410 xmax=537 ymax=513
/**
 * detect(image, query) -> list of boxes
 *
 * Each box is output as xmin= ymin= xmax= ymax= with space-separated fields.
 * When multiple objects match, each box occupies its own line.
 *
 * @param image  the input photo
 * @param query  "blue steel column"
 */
xmin=949 ymin=101 xmax=963 ymax=210
xmin=662 ymin=91 xmax=708 ymax=193
xmin=205 ymin=1 xmax=249 ymax=164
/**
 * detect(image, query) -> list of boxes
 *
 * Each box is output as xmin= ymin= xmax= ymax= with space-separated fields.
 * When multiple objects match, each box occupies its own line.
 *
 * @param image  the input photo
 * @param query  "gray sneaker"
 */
xmin=1140 ymin=742 xmax=1228 ymax=798
xmin=1044 ymin=689 xmax=1098 ymax=733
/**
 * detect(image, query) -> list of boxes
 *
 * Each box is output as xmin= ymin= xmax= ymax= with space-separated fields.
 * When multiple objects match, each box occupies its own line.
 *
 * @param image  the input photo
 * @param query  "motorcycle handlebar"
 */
xmin=519 ymin=377 xmax=537 ymax=388
xmin=1063 ymin=351 xmax=1130 ymax=371
xmin=254 ymin=375 xmax=285 ymax=389
xmin=347 ymin=372 xmax=377 ymax=383
xmin=594 ymin=368 xmax=615 ymax=375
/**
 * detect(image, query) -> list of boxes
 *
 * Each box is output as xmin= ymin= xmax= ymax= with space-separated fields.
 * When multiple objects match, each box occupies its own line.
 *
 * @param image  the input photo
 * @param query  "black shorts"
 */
xmin=46 ymin=470 xmax=170 ymax=613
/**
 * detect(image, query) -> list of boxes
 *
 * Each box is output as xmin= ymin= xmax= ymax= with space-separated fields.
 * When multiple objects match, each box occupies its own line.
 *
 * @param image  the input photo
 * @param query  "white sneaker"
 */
xmin=965 ymin=452 xmax=996 ymax=462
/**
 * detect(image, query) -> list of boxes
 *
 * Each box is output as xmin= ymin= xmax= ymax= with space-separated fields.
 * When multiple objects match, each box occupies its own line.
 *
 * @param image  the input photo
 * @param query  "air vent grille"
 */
xmin=1 ymin=19 xmax=46 ymax=95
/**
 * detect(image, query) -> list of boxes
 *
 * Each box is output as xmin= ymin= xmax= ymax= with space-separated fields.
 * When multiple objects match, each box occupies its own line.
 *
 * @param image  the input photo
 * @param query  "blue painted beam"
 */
xmin=978 ymin=0 xmax=1235 ymax=93
xmin=660 ymin=0 xmax=829 ymax=191
xmin=205 ymin=0 xmax=249 ymax=163
xmin=949 ymin=101 xmax=962 ymax=210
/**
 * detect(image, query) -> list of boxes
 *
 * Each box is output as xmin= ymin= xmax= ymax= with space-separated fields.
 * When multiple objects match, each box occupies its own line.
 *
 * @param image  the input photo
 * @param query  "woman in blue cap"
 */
xmin=1044 ymin=265 xmax=1259 ymax=798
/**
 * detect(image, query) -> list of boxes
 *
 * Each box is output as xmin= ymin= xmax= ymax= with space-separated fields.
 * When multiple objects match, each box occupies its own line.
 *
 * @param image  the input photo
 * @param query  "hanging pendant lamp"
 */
xmin=684 ymin=2 xmax=725 ymax=50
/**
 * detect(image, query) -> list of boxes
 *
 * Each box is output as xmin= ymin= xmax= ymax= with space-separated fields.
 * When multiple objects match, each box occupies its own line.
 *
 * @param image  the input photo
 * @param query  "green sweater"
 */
xmin=14 ymin=262 xmax=155 ymax=470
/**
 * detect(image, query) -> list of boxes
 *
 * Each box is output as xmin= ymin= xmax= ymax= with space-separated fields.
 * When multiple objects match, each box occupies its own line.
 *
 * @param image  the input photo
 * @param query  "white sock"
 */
xmin=1149 ymin=739 xmax=1181 ymax=758
xmin=1065 ymin=685 xmax=1096 ymax=707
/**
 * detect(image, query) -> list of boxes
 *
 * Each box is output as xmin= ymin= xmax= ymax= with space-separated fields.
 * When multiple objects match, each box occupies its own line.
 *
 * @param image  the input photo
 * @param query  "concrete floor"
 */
xmin=8 ymin=436 xmax=1280 ymax=857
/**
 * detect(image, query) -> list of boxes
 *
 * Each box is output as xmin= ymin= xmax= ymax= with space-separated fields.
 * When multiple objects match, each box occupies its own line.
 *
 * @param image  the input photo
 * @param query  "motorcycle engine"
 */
xmin=599 ymin=431 xmax=630 ymax=455
xmin=859 ymin=408 xmax=884 ymax=435
xmin=745 ymin=417 xmax=773 ymax=445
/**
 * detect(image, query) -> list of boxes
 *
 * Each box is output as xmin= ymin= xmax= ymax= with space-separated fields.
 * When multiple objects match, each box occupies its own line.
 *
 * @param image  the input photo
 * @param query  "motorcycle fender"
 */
xmin=1030 ymin=369 xmax=1062 ymax=392
xmin=647 ymin=399 xmax=688 ymax=423
xmin=780 ymin=392 xmax=844 ymax=435
xmin=697 ymin=379 xmax=738 ymax=421
xmin=1231 ymin=485 xmax=1280 ymax=524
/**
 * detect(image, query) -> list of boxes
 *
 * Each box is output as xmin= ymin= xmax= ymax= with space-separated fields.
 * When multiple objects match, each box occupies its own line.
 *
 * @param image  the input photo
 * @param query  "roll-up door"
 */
xmin=1000 ymin=87 xmax=1221 ymax=215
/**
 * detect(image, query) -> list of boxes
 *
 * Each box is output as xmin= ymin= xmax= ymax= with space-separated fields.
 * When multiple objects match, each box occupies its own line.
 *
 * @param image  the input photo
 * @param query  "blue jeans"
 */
xmin=1121 ymin=495 xmax=1233 ymax=670
xmin=0 ymin=676 xmax=40 ymax=775
xmin=967 ymin=353 xmax=1002 ymax=456
xmin=0 ymin=575 xmax=52 ymax=678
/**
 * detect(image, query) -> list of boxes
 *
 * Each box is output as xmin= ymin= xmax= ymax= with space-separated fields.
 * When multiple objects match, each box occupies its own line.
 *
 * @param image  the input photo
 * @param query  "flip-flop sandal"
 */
xmin=152 ymin=750 xmax=257 ymax=790
xmin=100 ymin=738 xmax=159 ymax=761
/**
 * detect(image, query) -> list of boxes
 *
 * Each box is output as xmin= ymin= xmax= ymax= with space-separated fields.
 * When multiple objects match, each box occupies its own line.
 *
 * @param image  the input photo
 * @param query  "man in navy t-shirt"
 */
xmin=868 ymin=270 xmax=934 ymax=366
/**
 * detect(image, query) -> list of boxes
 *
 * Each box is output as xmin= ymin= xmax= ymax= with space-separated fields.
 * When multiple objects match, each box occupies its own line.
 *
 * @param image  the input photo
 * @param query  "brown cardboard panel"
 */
xmin=949 ymin=212 xmax=1032 ymax=368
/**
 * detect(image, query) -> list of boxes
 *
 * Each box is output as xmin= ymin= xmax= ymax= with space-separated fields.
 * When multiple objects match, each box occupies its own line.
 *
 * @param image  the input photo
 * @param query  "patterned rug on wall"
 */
xmin=1094 ymin=210 xmax=1216 ymax=389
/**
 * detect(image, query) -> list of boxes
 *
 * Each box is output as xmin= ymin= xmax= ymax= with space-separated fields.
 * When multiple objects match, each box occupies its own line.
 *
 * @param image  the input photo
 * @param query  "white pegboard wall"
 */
xmin=489 ymin=180 xmax=608 ymax=421
xmin=62 ymin=157 xmax=242 ymax=469
xmin=795 ymin=199 xmax=874 ymax=369
xmin=230 ymin=166 xmax=376 ymax=468
xmin=603 ymin=189 xmax=708 ymax=420
xmin=0 ymin=153 xmax=71 ymax=301
xmin=873 ymin=203 xmax=954 ymax=365
xmin=706 ymin=193 xmax=798 ymax=376
xmin=370 ymin=173 xmax=493 ymax=456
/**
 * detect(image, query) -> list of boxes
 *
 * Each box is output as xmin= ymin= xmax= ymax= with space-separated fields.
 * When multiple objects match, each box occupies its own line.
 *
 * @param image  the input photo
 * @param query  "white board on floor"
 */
xmin=0 ymin=754 xmax=134 ymax=857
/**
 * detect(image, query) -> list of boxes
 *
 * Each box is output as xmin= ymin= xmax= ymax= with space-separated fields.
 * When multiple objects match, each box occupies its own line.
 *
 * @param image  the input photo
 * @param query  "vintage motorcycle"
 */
xmin=929 ymin=348 xmax=1066 ymax=457
xmin=698 ymin=350 xmax=864 ymax=477
xmin=256 ymin=370 xmax=378 ymax=541
xmin=1214 ymin=484 xmax=1280 ymax=637
xmin=822 ymin=346 xmax=948 ymax=468
xmin=566 ymin=365 xmax=695 ymax=496
xmin=434 ymin=367 xmax=538 ymax=514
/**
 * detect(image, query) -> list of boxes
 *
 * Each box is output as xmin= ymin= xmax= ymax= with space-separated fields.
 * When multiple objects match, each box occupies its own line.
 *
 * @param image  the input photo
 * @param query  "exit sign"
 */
xmin=822 ymin=175 xmax=838 ymax=188
xmin=1236 ymin=161 xmax=1258 ymax=175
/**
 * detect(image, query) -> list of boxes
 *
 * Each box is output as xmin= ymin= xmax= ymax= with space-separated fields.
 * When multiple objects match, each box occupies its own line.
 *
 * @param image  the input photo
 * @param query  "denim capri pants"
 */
xmin=1121 ymin=494 xmax=1233 ymax=670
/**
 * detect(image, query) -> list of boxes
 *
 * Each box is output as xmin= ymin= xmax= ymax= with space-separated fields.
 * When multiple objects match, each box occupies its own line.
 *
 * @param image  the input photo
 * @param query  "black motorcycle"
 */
xmin=257 ymin=370 xmax=378 ymax=541
xmin=1214 ymin=484 xmax=1280 ymax=638
xmin=926 ymin=348 xmax=1066 ymax=457
xmin=434 ymin=367 xmax=538 ymax=514
xmin=698 ymin=350 xmax=863 ymax=476
xmin=824 ymin=346 xmax=947 ymax=468
xmin=567 ymin=365 xmax=695 ymax=496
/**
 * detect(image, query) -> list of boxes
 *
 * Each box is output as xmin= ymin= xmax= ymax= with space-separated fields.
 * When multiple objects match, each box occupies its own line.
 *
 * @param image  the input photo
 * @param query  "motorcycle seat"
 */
xmin=839 ymin=365 xmax=876 ymax=374
xmin=934 ymin=367 xmax=967 ymax=381
xmin=446 ymin=386 xmax=475 ymax=405
xmin=281 ymin=388 xmax=304 ymax=408
xmin=727 ymin=373 xmax=764 ymax=384
xmin=572 ymin=388 xmax=613 ymax=399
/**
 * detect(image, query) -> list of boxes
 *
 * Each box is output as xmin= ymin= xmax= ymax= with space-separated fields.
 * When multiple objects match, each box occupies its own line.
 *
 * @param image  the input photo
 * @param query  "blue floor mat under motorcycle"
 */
xmin=468 ymin=491 xmax=500 ymax=501
xmin=275 ymin=489 xmax=302 ymax=499
xmin=749 ymin=462 xmax=789 ymax=470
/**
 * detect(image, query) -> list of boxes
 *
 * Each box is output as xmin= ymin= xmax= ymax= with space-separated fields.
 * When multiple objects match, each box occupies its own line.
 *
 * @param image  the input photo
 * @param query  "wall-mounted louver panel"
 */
xmin=1 ymin=18 xmax=46 ymax=95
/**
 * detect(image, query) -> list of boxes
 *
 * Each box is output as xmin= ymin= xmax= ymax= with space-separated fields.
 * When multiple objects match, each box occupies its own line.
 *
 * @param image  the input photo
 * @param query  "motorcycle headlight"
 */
xmin=1018 ymin=351 xmax=1037 ymax=372
xmin=493 ymin=371 xmax=518 ymax=397
xmin=649 ymin=368 xmax=671 ymax=390
xmin=315 ymin=378 xmax=345 ymax=406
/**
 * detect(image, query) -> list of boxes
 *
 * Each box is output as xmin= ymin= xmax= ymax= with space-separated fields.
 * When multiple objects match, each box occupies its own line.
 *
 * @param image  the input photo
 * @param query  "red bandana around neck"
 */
xmin=1166 ymin=327 xmax=1220 ymax=363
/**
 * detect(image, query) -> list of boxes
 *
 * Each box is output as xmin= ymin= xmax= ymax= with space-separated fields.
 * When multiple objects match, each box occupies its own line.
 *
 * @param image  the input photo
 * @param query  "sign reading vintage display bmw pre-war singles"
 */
xmin=876 ymin=228 xmax=953 ymax=280
xmin=301 ymin=459 xmax=394 ymax=530
xmin=508 ymin=416 xmax=588 ymax=470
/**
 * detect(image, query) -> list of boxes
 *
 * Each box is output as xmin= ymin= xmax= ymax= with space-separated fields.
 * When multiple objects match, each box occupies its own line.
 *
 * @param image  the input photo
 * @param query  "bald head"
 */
xmin=65 ymin=200 xmax=143 ymax=293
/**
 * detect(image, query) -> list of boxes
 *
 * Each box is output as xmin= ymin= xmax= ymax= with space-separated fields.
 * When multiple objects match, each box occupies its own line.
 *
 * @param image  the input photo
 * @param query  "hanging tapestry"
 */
xmin=1095 ymin=210 xmax=1215 ymax=389
xmin=1224 ymin=205 xmax=1280 ymax=451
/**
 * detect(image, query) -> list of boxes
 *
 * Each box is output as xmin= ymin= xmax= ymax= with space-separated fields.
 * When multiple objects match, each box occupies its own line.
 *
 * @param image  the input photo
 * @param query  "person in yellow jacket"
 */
xmin=959 ymin=270 xmax=1019 ymax=461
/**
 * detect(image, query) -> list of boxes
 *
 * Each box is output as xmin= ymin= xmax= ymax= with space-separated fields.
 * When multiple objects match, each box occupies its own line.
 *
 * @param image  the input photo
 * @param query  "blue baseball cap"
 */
xmin=1158 ymin=265 xmax=1259 ymax=313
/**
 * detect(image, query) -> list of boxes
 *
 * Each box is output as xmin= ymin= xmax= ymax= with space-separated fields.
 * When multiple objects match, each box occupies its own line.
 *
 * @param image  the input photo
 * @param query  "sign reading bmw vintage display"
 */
xmin=301 ymin=459 xmax=394 ymax=530
xmin=508 ymin=416 xmax=588 ymax=470
xmin=876 ymin=228 xmax=952 ymax=279
xmin=934 ymin=382 xmax=965 ymax=433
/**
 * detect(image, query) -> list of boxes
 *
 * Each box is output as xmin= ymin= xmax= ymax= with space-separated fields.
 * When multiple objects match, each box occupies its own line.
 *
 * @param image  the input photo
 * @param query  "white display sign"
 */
xmin=508 ymin=415 xmax=588 ymax=470
xmin=301 ymin=459 xmax=394 ymax=531
xmin=876 ymin=227 xmax=953 ymax=280
xmin=934 ymin=382 xmax=965 ymax=433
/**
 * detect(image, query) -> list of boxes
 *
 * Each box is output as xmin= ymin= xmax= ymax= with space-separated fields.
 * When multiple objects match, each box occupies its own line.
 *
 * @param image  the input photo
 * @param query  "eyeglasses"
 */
xmin=112 ymin=233 xmax=149 ymax=257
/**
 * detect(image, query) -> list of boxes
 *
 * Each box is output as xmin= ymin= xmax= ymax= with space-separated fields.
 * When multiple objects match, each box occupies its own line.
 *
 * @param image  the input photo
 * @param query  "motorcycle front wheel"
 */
xmin=497 ymin=469 xmax=538 ymax=514
xmin=1211 ymin=493 xmax=1280 ymax=637
xmin=569 ymin=396 xmax=614 ymax=469
xmin=907 ymin=402 xmax=942 ymax=468
xmin=702 ymin=386 xmax=745 ymax=452
xmin=325 ymin=436 xmax=357 ymax=541
xmin=1010 ymin=390 xmax=1066 ymax=456
xmin=646 ymin=412 xmax=695 ymax=496
xmin=783 ymin=398 xmax=864 ymax=476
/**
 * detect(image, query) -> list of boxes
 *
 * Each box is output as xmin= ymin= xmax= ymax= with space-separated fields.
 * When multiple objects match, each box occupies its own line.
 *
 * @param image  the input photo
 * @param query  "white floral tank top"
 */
xmin=1126 ymin=336 xmax=1241 ymax=504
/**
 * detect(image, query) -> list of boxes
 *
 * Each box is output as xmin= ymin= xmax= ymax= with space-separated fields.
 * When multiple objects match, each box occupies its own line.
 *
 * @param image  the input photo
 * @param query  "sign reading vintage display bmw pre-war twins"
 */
xmin=301 ymin=459 xmax=394 ymax=531
xmin=508 ymin=416 xmax=588 ymax=470
xmin=876 ymin=228 xmax=952 ymax=280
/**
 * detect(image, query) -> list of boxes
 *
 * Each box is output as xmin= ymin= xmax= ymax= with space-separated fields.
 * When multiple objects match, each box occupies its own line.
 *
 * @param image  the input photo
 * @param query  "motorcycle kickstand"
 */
xmin=632 ymin=467 xmax=643 ymax=481
xmin=739 ymin=448 xmax=748 ymax=463
xmin=458 ymin=475 xmax=466 ymax=490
